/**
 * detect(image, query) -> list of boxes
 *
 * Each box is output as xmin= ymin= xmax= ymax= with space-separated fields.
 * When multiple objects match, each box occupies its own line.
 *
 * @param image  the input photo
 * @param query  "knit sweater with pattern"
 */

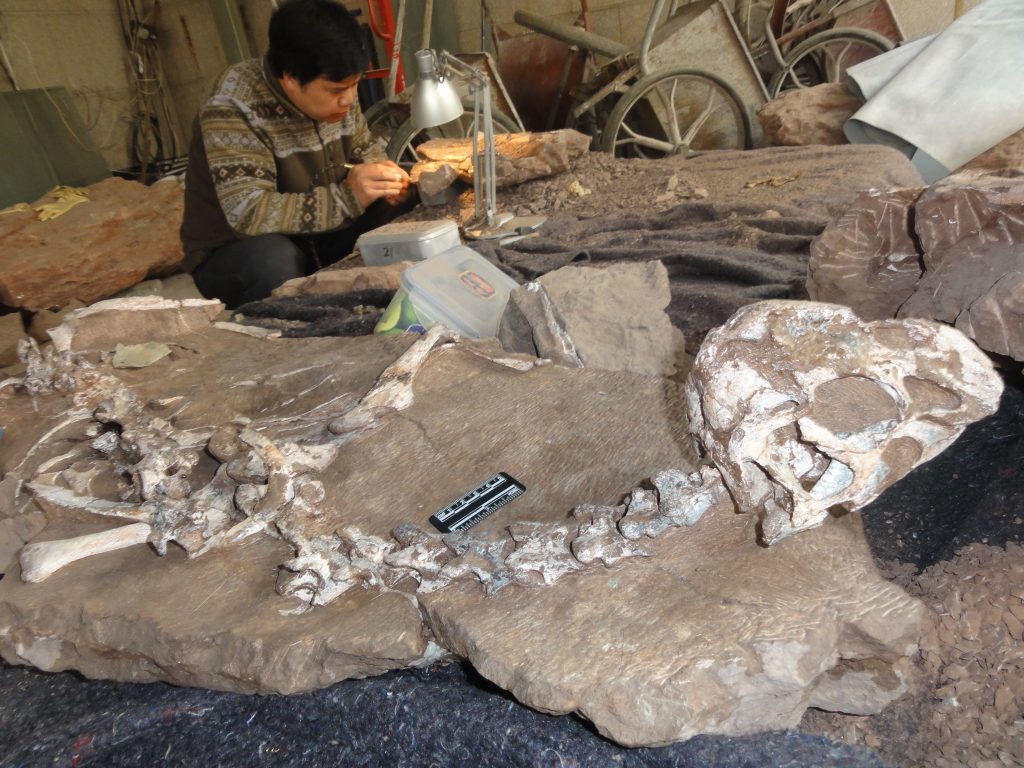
xmin=180 ymin=57 xmax=386 ymax=264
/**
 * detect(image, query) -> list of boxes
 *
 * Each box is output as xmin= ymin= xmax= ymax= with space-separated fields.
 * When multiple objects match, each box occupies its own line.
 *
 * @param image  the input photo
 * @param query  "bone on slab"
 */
xmin=20 ymin=522 xmax=152 ymax=582
xmin=685 ymin=300 xmax=1003 ymax=544
xmin=328 ymin=324 xmax=457 ymax=435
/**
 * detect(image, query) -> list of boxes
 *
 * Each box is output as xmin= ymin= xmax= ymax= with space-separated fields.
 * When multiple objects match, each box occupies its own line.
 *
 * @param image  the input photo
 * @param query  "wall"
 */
xmin=0 ymin=0 xmax=986 ymax=176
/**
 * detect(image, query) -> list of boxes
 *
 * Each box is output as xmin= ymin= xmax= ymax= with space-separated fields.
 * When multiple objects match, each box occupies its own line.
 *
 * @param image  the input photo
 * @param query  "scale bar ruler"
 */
xmin=429 ymin=473 xmax=526 ymax=533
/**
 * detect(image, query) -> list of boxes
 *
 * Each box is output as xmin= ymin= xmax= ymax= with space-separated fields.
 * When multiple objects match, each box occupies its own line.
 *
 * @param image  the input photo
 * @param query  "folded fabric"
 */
xmin=844 ymin=0 xmax=1024 ymax=182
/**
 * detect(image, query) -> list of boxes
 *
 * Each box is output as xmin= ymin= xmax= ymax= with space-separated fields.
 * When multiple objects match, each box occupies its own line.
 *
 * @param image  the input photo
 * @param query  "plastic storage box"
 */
xmin=375 ymin=246 xmax=518 ymax=338
xmin=357 ymin=219 xmax=461 ymax=266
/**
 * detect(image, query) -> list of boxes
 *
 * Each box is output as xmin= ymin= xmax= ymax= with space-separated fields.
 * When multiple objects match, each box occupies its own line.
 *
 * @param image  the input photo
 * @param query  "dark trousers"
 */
xmin=192 ymin=198 xmax=416 ymax=309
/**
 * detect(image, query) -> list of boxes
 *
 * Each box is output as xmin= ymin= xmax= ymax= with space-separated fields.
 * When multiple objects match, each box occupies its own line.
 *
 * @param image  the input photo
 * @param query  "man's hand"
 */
xmin=346 ymin=160 xmax=411 ymax=210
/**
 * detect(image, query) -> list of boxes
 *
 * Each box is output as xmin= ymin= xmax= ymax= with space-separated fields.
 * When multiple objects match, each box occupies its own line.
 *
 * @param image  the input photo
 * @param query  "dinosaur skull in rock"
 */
xmin=685 ymin=301 xmax=1003 ymax=544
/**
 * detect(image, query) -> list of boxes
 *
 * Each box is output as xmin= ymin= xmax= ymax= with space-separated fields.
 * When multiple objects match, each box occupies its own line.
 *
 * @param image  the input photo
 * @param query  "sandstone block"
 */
xmin=960 ymin=127 xmax=1024 ymax=175
xmin=758 ymin=83 xmax=862 ymax=147
xmin=412 ymin=129 xmax=591 ymax=190
xmin=272 ymin=262 xmax=412 ymax=298
xmin=915 ymin=174 xmax=1024 ymax=271
xmin=806 ymin=187 xmax=926 ymax=320
xmin=899 ymin=243 xmax=1024 ymax=361
xmin=499 ymin=261 xmax=680 ymax=377
xmin=48 ymin=297 xmax=223 ymax=352
xmin=0 ymin=177 xmax=186 ymax=310
xmin=0 ymin=312 xmax=26 ymax=367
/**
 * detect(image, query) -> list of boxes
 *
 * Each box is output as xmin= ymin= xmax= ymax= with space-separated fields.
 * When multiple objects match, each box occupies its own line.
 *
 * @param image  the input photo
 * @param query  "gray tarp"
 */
xmin=844 ymin=0 xmax=1024 ymax=182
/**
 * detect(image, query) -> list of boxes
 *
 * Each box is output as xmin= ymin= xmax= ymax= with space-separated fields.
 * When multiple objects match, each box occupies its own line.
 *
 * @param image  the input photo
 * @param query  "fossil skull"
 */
xmin=685 ymin=301 xmax=1003 ymax=543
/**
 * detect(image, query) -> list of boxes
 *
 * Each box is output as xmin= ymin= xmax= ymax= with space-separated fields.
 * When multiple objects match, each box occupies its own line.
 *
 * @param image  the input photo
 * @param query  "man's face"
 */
xmin=280 ymin=73 xmax=361 ymax=123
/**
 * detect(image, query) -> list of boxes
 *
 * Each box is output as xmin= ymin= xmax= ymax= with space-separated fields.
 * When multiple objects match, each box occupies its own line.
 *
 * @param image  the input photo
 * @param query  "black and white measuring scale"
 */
xmin=429 ymin=473 xmax=526 ymax=533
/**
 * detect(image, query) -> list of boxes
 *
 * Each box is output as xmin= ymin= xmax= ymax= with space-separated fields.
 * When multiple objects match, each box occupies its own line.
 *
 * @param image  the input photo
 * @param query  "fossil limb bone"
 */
xmin=20 ymin=522 xmax=152 ymax=582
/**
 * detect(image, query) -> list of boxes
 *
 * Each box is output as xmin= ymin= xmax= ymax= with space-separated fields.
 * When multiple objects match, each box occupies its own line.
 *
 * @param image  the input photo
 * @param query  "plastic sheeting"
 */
xmin=844 ymin=0 xmax=1024 ymax=183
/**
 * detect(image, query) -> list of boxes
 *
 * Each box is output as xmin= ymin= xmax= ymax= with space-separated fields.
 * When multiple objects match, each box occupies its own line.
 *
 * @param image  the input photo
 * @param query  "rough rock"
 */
xmin=499 ymin=261 xmax=681 ymax=377
xmin=685 ymin=301 xmax=1003 ymax=543
xmin=111 ymin=273 xmax=205 ymax=302
xmin=27 ymin=300 xmax=86 ymax=344
xmin=0 ymin=327 xmax=695 ymax=693
xmin=0 ymin=177 xmax=186 ymax=310
xmin=757 ymin=83 xmax=862 ymax=147
xmin=806 ymin=187 xmax=926 ymax=320
xmin=272 ymin=262 xmax=412 ymax=298
xmin=47 ymin=297 xmax=223 ymax=352
xmin=899 ymin=243 xmax=1024 ymax=361
xmin=960 ymin=127 xmax=1024 ymax=174
xmin=420 ymin=499 xmax=926 ymax=746
xmin=411 ymin=129 xmax=591 ymax=191
xmin=0 ymin=313 xmax=26 ymax=367
xmin=914 ymin=174 xmax=1024 ymax=271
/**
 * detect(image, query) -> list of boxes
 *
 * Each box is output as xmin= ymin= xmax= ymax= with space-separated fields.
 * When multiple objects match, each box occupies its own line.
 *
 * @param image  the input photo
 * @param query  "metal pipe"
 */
xmin=638 ymin=0 xmax=669 ymax=77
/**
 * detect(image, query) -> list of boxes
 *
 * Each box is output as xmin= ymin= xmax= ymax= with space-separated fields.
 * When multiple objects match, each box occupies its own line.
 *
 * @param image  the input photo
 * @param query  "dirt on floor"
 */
xmin=801 ymin=542 xmax=1024 ymax=768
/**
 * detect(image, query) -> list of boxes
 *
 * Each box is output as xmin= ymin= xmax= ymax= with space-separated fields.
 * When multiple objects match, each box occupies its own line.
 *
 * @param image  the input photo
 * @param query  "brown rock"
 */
xmin=961 ymin=128 xmax=1024 ymax=175
xmin=499 ymin=261 xmax=682 ymax=377
xmin=272 ymin=262 xmax=412 ymax=298
xmin=806 ymin=187 xmax=926 ymax=320
xmin=899 ymin=243 xmax=1024 ymax=361
xmin=420 ymin=504 xmax=925 ymax=746
xmin=0 ymin=312 xmax=26 ymax=367
xmin=27 ymin=300 xmax=86 ymax=344
xmin=757 ymin=83 xmax=862 ymax=147
xmin=915 ymin=175 xmax=1024 ymax=272
xmin=412 ymin=129 xmax=591 ymax=189
xmin=0 ymin=327 xmax=695 ymax=696
xmin=0 ymin=177 xmax=186 ymax=310
xmin=48 ymin=297 xmax=224 ymax=352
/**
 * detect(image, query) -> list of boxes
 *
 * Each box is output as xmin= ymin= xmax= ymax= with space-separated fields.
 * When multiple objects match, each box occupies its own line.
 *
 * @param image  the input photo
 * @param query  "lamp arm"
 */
xmin=434 ymin=52 xmax=498 ymax=227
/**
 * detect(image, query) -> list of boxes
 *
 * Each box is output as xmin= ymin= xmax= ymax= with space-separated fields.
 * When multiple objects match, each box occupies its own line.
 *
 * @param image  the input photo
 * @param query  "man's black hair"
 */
xmin=267 ymin=0 xmax=366 ymax=84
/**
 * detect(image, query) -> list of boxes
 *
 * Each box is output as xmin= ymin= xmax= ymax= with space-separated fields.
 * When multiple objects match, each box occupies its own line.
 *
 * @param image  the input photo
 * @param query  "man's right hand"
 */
xmin=346 ymin=162 xmax=410 ymax=210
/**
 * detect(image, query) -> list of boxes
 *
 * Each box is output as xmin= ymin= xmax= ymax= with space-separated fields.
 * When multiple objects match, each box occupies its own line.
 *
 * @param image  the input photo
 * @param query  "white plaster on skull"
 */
xmin=685 ymin=301 xmax=1003 ymax=543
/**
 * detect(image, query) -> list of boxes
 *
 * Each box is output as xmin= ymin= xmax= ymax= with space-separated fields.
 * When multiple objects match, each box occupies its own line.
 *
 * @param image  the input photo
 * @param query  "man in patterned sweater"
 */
xmin=181 ymin=0 xmax=412 ymax=308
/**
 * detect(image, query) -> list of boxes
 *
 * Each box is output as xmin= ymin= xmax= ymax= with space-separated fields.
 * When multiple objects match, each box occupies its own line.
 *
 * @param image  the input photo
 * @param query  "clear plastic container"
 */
xmin=374 ymin=246 xmax=518 ymax=338
xmin=357 ymin=219 xmax=460 ymax=266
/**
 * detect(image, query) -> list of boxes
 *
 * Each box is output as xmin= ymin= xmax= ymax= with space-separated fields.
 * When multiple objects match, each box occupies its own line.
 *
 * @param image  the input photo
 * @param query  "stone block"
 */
xmin=0 ymin=177 xmax=186 ymax=311
xmin=499 ymin=261 xmax=681 ymax=377
xmin=900 ymin=243 xmax=1024 ymax=361
xmin=412 ymin=129 xmax=591 ymax=190
xmin=806 ymin=187 xmax=926 ymax=320
xmin=758 ymin=83 xmax=862 ymax=147
xmin=272 ymin=262 xmax=412 ymax=298
xmin=915 ymin=174 xmax=1024 ymax=271
xmin=48 ymin=297 xmax=223 ymax=352
xmin=0 ymin=313 xmax=26 ymax=367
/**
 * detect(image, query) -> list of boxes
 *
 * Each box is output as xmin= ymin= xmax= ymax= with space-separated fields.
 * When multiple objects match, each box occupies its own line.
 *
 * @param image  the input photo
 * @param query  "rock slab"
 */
xmin=806 ymin=187 xmax=925 ymax=320
xmin=0 ymin=178 xmax=186 ymax=311
xmin=421 ymin=500 xmax=926 ymax=746
xmin=499 ymin=261 xmax=681 ymax=377
xmin=758 ymin=83 xmax=862 ymax=147
xmin=411 ymin=129 xmax=591 ymax=190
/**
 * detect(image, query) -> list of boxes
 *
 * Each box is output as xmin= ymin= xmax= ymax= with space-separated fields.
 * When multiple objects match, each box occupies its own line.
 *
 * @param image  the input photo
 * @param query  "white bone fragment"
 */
xmin=20 ymin=522 xmax=152 ymax=582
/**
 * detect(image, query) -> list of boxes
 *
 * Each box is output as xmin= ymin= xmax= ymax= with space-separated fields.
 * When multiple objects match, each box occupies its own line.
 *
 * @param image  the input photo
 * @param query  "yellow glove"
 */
xmin=34 ymin=186 xmax=90 ymax=221
xmin=0 ymin=202 xmax=29 ymax=216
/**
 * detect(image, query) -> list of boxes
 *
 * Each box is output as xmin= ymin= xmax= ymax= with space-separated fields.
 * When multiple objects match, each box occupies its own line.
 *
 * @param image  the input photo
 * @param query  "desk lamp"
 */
xmin=411 ymin=49 xmax=545 ymax=240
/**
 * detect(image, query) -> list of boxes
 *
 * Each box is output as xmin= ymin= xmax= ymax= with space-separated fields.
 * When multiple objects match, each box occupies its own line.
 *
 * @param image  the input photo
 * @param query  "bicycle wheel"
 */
xmin=385 ymin=100 xmax=520 ymax=172
xmin=768 ymin=28 xmax=893 ymax=98
xmin=601 ymin=68 xmax=751 ymax=158
xmin=362 ymin=99 xmax=409 ymax=142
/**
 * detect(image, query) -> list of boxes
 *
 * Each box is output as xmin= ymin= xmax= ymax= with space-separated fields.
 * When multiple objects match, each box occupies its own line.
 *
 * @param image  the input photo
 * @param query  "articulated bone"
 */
xmin=686 ymin=300 xmax=1004 ymax=543
xmin=329 ymin=324 xmax=457 ymax=436
xmin=20 ymin=522 xmax=152 ymax=582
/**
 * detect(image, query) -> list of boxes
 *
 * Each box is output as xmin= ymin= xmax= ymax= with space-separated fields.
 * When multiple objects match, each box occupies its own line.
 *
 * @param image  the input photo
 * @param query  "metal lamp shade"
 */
xmin=411 ymin=50 xmax=464 ymax=130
